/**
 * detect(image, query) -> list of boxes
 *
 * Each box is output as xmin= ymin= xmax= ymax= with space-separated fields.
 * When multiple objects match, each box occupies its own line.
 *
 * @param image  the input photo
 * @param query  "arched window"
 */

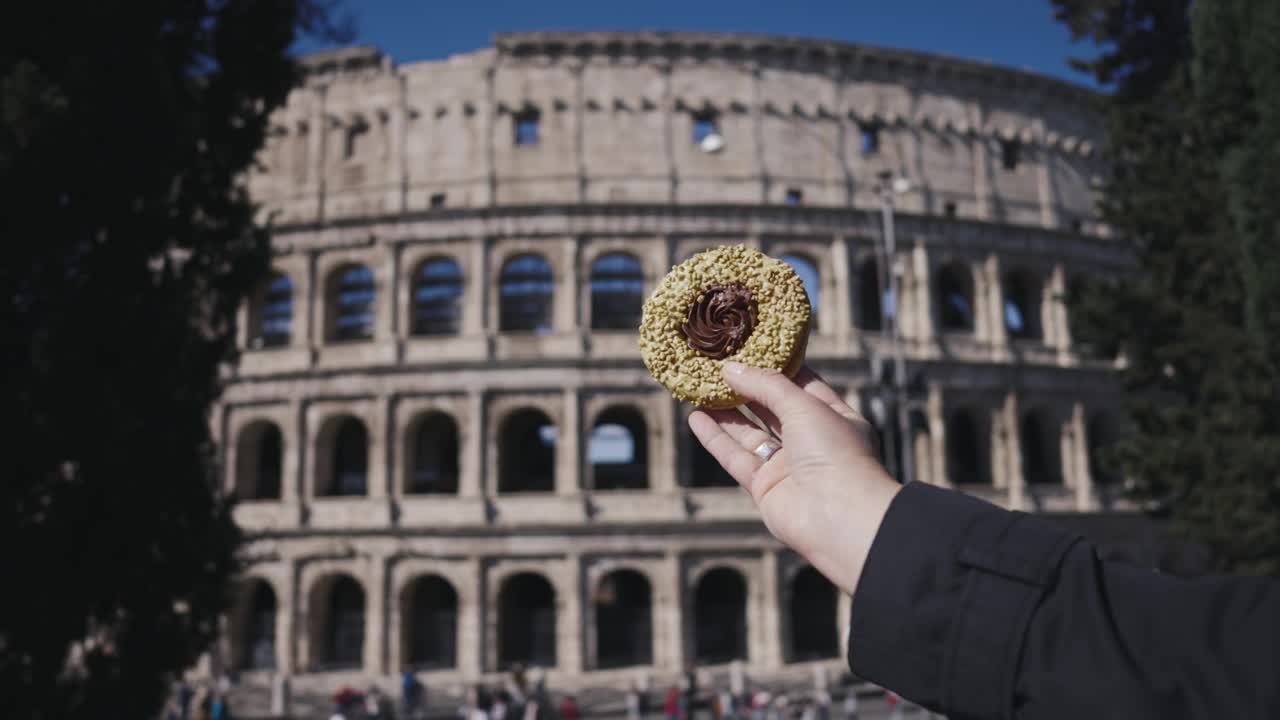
xmin=693 ymin=568 xmax=748 ymax=664
xmin=946 ymin=409 xmax=988 ymax=485
xmin=689 ymin=429 xmax=736 ymax=488
xmin=323 ymin=576 xmax=365 ymax=670
xmin=499 ymin=254 xmax=554 ymax=333
xmin=1004 ymin=269 xmax=1042 ymax=340
xmin=235 ymin=421 xmax=283 ymax=501
xmin=330 ymin=265 xmax=376 ymax=342
xmin=407 ymin=413 xmax=459 ymax=495
xmin=595 ymin=570 xmax=653 ymax=669
xmin=411 ymin=258 xmax=464 ymax=336
xmin=856 ymin=259 xmax=883 ymax=331
xmin=404 ymin=576 xmax=458 ymax=670
xmin=499 ymin=409 xmax=556 ymax=493
xmin=499 ymin=573 xmax=556 ymax=668
xmin=779 ymin=254 xmax=821 ymax=322
xmin=936 ymin=262 xmax=975 ymax=332
xmin=590 ymin=407 xmax=648 ymax=491
xmin=1020 ymin=409 xmax=1060 ymax=484
xmin=325 ymin=417 xmax=368 ymax=497
xmin=590 ymin=253 xmax=644 ymax=330
xmin=240 ymin=581 xmax=277 ymax=671
xmin=251 ymin=273 xmax=293 ymax=349
xmin=787 ymin=566 xmax=837 ymax=662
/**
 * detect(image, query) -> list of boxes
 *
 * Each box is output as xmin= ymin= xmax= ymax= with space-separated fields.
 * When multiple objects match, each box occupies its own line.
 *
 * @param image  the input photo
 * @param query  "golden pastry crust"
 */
xmin=639 ymin=245 xmax=811 ymax=408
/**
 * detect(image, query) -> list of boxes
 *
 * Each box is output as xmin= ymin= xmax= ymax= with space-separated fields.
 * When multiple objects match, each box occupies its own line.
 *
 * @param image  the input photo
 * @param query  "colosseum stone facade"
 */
xmin=213 ymin=31 xmax=1145 ymax=712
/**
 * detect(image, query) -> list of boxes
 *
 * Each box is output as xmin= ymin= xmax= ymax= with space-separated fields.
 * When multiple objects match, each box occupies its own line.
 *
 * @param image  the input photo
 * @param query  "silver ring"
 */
xmin=753 ymin=440 xmax=781 ymax=462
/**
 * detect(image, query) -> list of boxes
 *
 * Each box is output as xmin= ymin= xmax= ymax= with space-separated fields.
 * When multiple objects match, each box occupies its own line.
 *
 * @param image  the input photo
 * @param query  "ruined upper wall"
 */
xmin=250 ymin=32 xmax=1104 ymax=232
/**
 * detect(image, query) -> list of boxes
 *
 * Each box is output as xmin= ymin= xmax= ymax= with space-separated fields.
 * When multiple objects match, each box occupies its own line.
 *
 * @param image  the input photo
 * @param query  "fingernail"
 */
xmin=723 ymin=361 xmax=746 ymax=376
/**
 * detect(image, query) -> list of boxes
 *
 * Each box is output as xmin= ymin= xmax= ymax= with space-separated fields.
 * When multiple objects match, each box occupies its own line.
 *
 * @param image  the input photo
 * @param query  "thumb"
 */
xmin=722 ymin=362 xmax=826 ymax=423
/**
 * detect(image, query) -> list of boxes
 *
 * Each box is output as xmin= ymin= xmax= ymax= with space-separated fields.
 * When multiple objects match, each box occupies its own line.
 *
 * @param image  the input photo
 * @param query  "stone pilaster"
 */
xmin=758 ymin=551 xmax=783 ymax=669
xmin=557 ymin=388 xmax=582 ymax=496
xmin=1005 ymin=392 xmax=1025 ymax=511
xmin=660 ymin=552 xmax=685 ymax=671
xmin=460 ymin=392 xmax=486 ymax=498
xmin=830 ymin=236 xmax=852 ymax=347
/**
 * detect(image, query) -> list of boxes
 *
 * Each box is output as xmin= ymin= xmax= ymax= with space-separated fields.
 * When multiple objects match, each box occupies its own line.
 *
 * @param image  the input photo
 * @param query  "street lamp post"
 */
xmin=878 ymin=170 xmax=916 ymax=485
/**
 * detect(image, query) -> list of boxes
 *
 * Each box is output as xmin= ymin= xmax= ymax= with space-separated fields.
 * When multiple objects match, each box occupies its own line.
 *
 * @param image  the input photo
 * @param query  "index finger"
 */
xmin=793 ymin=366 xmax=863 ymax=421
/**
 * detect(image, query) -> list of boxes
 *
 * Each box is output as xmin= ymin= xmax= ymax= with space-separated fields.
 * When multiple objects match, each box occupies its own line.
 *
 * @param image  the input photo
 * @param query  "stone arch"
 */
xmin=693 ymin=566 xmax=748 ymax=664
xmin=410 ymin=256 xmax=464 ymax=336
xmin=499 ymin=254 xmax=554 ymax=333
xmin=498 ymin=408 xmax=556 ymax=493
xmin=594 ymin=569 xmax=653 ymax=669
xmin=786 ymin=566 xmax=838 ymax=662
xmin=589 ymin=252 xmax=645 ymax=330
xmin=935 ymin=260 xmax=975 ymax=332
xmin=401 ymin=574 xmax=458 ymax=670
xmin=1020 ymin=407 xmax=1061 ymax=485
xmin=1003 ymin=267 xmax=1043 ymax=340
xmin=589 ymin=405 xmax=648 ymax=490
xmin=947 ymin=408 xmax=990 ymax=485
xmin=405 ymin=411 xmax=460 ymax=495
xmin=232 ymin=577 xmax=278 ymax=671
xmin=248 ymin=271 xmax=294 ymax=349
xmin=234 ymin=420 xmax=283 ymax=501
xmin=498 ymin=572 xmax=556 ymax=668
xmin=855 ymin=256 xmax=883 ymax=331
xmin=326 ymin=263 xmax=376 ymax=342
xmin=308 ymin=573 xmax=366 ymax=671
xmin=316 ymin=415 xmax=369 ymax=497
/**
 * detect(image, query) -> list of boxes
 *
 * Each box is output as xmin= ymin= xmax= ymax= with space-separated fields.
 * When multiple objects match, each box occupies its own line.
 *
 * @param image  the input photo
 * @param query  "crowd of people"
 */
xmin=161 ymin=663 xmax=902 ymax=720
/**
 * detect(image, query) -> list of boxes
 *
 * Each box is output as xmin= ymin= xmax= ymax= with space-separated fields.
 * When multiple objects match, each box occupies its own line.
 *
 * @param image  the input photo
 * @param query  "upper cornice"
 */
xmin=492 ymin=31 xmax=1101 ymax=105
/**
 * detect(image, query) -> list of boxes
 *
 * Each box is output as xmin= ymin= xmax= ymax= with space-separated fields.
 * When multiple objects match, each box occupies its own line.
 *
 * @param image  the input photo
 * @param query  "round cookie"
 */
xmin=639 ymin=245 xmax=811 ymax=409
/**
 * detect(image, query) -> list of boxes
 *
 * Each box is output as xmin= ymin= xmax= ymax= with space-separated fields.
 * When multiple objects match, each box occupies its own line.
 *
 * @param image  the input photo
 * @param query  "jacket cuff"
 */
xmin=847 ymin=482 xmax=1081 ymax=718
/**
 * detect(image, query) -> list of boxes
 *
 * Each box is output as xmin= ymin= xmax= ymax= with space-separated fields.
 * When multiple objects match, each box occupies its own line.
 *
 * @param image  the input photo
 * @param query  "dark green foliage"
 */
xmin=1054 ymin=0 xmax=1280 ymax=575
xmin=0 ymin=2 xmax=345 ymax=716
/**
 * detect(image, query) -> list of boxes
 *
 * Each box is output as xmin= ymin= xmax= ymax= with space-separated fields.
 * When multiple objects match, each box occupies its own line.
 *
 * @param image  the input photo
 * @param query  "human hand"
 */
xmin=688 ymin=363 xmax=901 ymax=596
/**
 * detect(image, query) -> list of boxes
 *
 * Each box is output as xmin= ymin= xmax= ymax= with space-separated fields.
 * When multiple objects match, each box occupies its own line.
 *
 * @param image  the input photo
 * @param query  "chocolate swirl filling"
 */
xmin=682 ymin=283 xmax=757 ymax=359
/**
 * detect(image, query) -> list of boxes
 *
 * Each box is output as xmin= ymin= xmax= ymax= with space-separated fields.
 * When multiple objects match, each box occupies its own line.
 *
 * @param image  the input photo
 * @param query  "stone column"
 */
xmin=305 ymin=251 xmax=321 ymax=351
xmin=1050 ymin=263 xmax=1071 ymax=358
xmin=459 ymin=559 xmax=484 ymax=676
xmin=969 ymin=100 xmax=991 ymax=220
xmin=559 ymin=556 xmax=584 ymax=674
xmin=466 ymin=238 xmax=488 ymax=335
xmin=279 ymin=564 xmax=299 ymax=675
xmin=836 ymin=590 xmax=852 ymax=660
xmin=985 ymin=254 xmax=1007 ymax=357
xmin=655 ymin=398 xmax=680 ymax=494
xmin=757 ymin=552 xmax=783 ymax=669
xmin=460 ymin=392 xmax=486 ymax=498
xmin=375 ymin=244 xmax=398 ymax=344
xmin=1071 ymin=402 xmax=1093 ymax=510
xmin=557 ymin=388 xmax=582 ymax=496
xmin=556 ymin=237 xmax=580 ymax=332
xmin=308 ymin=86 xmax=327 ymax=223
xmin=927 ymin=383 xmax=948 ymax=487
xmin=365 ymin=555 xmax=389 ymax=674
xmin=1005 ymin=393 xmax=1025 ymax=511
xmin=911 ymin=242 xmax=934 ymax=346
xmin=659 ymin=553 xmax=686 ymax=671
xmin=292 ymin=400 xmax=309 ymax=524
xmin=660 ymin=63 xmax=676 ymax=203
xmin=483 ymin=64 xmax=497 ymax=206
xmin=830 ymin=236 xmax=852 ymax=346
xmin=388 ymin=77 xmax=408 ymax=213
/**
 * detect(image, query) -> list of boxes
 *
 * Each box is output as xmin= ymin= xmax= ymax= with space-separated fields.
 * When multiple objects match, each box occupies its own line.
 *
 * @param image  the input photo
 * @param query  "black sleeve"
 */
xmin=846 ymin=481 xmax=1280 ymax=720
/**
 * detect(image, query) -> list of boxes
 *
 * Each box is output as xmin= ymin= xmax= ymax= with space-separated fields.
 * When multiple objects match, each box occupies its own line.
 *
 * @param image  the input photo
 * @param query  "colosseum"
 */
xmin=212 ymin=31 xmax=1150 ymax=714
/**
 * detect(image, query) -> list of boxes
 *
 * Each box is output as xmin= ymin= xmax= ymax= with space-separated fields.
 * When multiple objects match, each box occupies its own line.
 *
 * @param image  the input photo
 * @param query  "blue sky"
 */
xmin=301 ymin=0 xmax=1100 ymax=88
